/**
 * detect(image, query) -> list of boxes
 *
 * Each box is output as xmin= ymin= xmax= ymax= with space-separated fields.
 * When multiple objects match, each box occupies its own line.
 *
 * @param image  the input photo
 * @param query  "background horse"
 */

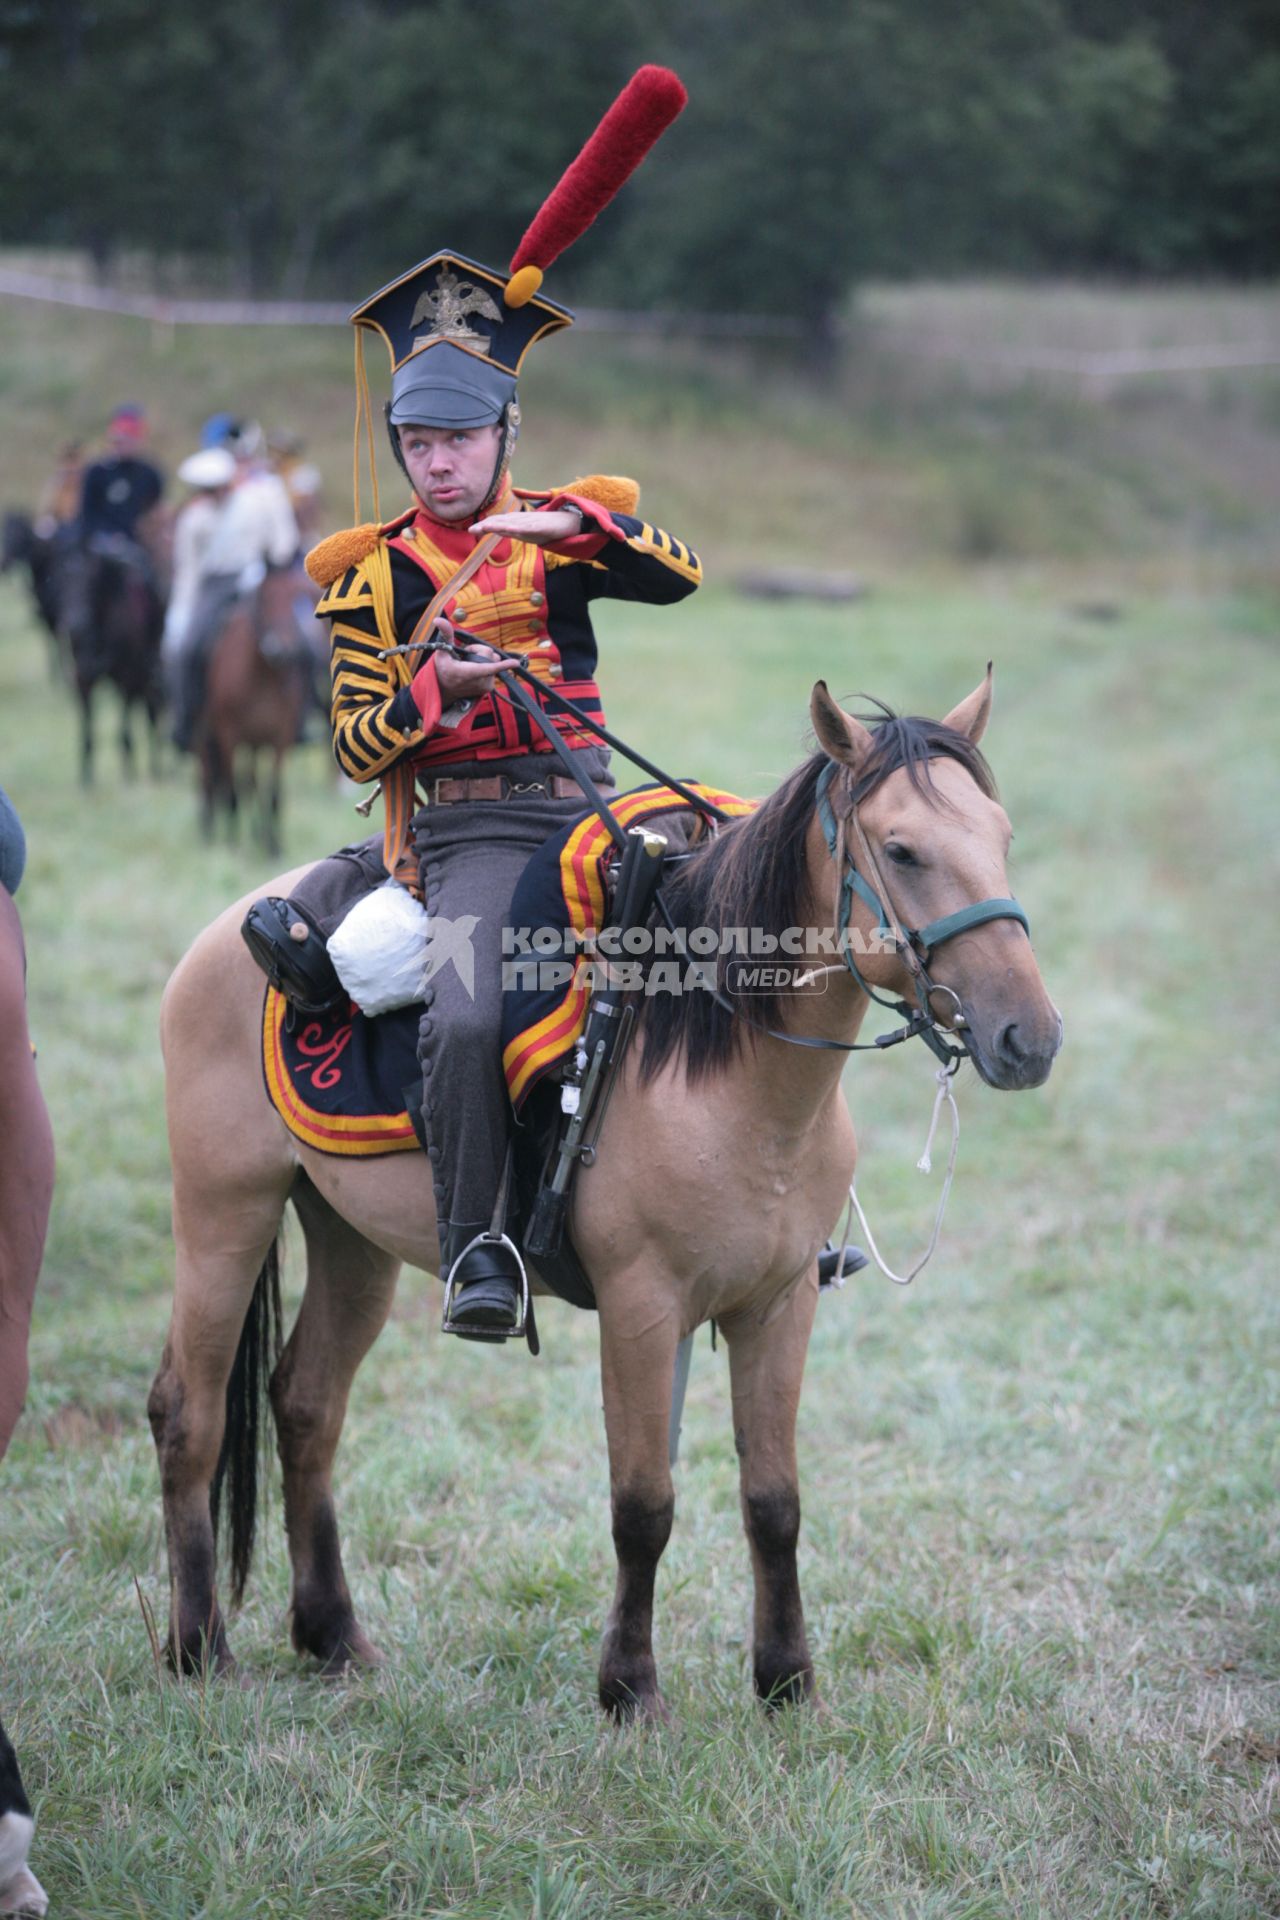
xmin=197 ymin=567 xmax=309 ymax=856
xmin=149 ymin=671 xmax=1061 ymax=1713
xmin=0 ymin=879 xmax=54 ymax=1918
xmin=55 ymin=541 xmax=165 ymax=785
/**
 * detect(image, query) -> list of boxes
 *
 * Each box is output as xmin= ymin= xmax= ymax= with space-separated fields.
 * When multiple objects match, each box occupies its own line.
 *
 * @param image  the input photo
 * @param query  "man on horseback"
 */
xmin=78 ymin=404 xmax=164 ymax=574
xmin=271 ymin=71 xmax=700 ymax=1340
xmin=74 ymin=404 xmax=167 ymax=673
xmin=171 ymin=421 xmax=303 ymax=752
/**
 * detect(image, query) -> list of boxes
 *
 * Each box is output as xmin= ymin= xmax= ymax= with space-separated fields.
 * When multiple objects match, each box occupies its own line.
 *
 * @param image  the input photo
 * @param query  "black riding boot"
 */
xmin=818 ymin=1239 xmax=868 ymax=1289
xmin=442 ymin=1224 xmax=524 ymax=1341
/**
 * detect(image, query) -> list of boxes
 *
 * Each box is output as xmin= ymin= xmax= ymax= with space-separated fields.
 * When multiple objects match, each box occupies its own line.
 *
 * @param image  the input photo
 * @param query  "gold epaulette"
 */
xmin=555 ymin=474 xmax=640 ymax=517
xmin=305 ymin=475 xmax=640 ymax=589
xmin=305 ymin=509 xmax=416 ymax=587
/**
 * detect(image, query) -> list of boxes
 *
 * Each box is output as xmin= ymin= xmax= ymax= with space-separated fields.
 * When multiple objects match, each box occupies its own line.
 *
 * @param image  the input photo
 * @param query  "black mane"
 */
xmin=639 ymin=711 xmax=998 ymax=1083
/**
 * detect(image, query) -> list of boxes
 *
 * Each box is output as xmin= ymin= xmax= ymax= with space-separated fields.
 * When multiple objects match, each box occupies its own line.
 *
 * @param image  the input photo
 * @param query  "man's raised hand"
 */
xmin=469 ymin=507 xmax=584 ymax=545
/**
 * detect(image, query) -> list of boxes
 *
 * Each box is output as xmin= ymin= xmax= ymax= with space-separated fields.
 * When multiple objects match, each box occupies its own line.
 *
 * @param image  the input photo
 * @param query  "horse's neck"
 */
xmin=707 ymin=813 xmax=869 ymax=1135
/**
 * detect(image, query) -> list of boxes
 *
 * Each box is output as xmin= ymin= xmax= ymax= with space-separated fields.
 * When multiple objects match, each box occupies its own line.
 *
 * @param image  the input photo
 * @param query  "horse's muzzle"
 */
xmin=967 ymin=1006 xmax=1063 ymax=1090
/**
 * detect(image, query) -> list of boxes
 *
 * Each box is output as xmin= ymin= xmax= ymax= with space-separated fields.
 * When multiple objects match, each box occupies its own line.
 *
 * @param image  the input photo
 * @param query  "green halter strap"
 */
xmin=813 ymin=760 xmax=1030 ymax=967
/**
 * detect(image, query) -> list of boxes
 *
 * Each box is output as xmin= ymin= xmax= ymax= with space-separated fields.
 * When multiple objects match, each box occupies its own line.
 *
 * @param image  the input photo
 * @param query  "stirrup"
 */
xmin=441 ymin=1230 xmax=529 ymax=1343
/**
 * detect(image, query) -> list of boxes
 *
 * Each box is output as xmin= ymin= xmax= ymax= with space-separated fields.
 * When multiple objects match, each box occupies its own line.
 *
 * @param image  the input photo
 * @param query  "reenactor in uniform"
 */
xmin=288 ymin=68 xmax=695 ymax=1340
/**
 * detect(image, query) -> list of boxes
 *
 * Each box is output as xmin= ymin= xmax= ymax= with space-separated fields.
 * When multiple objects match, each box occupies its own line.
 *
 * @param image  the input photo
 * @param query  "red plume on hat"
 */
xmin=503 ymin=65 xmax=688 ymax=308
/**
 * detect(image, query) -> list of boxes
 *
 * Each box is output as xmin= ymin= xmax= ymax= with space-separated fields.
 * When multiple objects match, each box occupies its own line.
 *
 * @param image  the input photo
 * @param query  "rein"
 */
xmin=382 ymin=627 xmax=1030 ymax=1066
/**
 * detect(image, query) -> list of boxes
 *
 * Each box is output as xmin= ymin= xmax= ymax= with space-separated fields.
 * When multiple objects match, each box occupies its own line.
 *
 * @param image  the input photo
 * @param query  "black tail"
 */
xmin=210 ymin=1239 xmax=284 ymax=1605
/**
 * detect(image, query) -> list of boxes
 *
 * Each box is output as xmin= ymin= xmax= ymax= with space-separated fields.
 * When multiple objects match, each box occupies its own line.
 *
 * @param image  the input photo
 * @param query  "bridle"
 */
xmin=809 ymin=759 xmax=1030 ymax=1066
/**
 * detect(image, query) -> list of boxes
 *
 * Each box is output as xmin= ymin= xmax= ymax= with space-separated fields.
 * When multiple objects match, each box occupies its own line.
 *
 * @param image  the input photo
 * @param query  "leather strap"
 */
xmin=381 ymin=527 xmax=505 ymax=884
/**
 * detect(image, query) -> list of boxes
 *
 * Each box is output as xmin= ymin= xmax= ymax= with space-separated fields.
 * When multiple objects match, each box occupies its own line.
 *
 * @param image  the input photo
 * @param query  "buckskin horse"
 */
xmin=148 ymin=670 xmax=1061 ymax=1715
xmin=196 ymin=566 xmax=308 ymax=856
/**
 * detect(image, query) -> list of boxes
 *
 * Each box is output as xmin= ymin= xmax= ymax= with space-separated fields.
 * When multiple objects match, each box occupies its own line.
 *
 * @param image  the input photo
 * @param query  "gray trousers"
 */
xmin=412 ymin=750 xmax=614 ymax=1250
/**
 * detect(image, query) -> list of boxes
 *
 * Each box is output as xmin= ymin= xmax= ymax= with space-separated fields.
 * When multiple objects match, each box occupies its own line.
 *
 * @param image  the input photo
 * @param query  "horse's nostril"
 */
xmin=997 ymin=1021 xmax=1026 ymax=1063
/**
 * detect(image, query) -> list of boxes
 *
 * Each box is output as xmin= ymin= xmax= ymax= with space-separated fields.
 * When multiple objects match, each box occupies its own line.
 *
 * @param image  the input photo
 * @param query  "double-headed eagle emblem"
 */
xmin=411 ymin=269 xmax=501 ymax=355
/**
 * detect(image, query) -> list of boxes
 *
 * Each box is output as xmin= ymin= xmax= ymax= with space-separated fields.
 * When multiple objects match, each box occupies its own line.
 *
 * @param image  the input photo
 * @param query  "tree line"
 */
xmin=1 ymin=0 xmax=1276 ymax=330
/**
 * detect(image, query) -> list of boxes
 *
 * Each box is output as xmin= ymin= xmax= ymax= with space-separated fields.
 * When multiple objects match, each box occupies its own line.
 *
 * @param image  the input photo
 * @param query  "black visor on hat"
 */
xmin=389 ymin=343 xmax=516 ymax=430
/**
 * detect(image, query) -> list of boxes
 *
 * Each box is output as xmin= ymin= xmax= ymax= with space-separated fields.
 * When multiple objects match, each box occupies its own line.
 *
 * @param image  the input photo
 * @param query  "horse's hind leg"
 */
xmin=596 ymin=1293 xmax=680 ymax=1719
xmin=720 ymin=1274 xmax=819 ymax=1706
xmin=148 ymin=983 xmax=295 ymax=1673
xmin=148 ymin=1209 xmax=286 ymax=1673
xmin=271 ymin=1176 xmax=400 ymax=1672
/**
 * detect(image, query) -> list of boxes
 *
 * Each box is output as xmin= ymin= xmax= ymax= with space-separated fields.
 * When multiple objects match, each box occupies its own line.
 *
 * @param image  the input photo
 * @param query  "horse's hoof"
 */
xmin=0 ymin=1867 xmax=47 ymax=1918
xmin=755 ymin=1664 xmax=816 ymax=1712
xmin=598 ymin=1678 xmax=670 ymax=1725
xmin=170 ymin=1637 xmax=237 ymax=1681
xmin=293 ymin=1606 xmax=386 ymax=1675
xmin=317 ymin=1630 xmax=386 ymax=1677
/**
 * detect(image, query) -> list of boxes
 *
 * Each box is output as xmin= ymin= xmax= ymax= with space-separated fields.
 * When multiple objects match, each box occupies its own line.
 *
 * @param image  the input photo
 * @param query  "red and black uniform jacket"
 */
xmin=317 ymin=486 xmax=700 ymax=782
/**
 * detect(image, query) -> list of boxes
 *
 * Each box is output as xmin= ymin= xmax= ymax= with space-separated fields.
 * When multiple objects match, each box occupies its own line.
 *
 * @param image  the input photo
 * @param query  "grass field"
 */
xmin=1 ymin=283 xmax=1279 ymax=1917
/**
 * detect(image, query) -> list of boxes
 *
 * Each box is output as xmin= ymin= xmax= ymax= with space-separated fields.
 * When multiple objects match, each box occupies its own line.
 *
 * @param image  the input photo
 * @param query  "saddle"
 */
xmin=247 ymin=782 xmax=754 ymax=1314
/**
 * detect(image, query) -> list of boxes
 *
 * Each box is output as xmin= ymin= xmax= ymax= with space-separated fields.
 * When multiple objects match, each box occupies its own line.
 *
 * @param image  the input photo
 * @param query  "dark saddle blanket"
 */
xmin=261 ymin=989 xmax=422 ymax=1157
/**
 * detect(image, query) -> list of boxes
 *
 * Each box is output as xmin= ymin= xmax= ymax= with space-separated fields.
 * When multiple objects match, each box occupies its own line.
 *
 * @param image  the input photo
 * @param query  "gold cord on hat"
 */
xmin=352 ymin=330 xmax=382 ymax=525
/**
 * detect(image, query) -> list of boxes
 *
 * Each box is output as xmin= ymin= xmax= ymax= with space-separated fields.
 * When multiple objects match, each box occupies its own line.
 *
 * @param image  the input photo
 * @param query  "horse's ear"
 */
xmin=811 ymin=682 xmax=874 ymax=769
xmin=941 ymin=663 xmax=993 ymax=744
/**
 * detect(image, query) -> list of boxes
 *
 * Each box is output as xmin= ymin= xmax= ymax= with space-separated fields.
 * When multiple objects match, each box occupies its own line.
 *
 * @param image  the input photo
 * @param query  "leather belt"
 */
xmin=425 ymin=772 xmax=585 ymax=806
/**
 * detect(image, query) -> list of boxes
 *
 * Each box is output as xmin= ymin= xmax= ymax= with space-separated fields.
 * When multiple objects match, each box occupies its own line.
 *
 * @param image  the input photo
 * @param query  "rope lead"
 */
xmin=842 ymin=1062 xmax=962 ymax=1287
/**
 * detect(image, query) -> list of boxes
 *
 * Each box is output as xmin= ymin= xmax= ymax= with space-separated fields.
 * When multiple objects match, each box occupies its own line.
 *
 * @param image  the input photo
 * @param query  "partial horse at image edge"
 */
xmin=0 ymin=885 xmax=54 ymax=1918
xmin=148 ymin=668 xmax=1061 ymax=1717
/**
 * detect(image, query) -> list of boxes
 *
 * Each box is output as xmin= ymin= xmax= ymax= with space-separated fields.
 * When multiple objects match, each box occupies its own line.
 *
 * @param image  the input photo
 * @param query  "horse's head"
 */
xmin=255 ymin=565 xmax=306 ymax=664
xmin=811 ymin=670 xmax=1062 ymax=1090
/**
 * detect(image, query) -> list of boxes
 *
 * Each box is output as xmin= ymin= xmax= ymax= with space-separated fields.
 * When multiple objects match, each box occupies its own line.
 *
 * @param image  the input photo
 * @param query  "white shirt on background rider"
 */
xmin=162 ymin=492 xmax=224 ymax=661
xmin=200 ymin=465 xmax=300 ymax=584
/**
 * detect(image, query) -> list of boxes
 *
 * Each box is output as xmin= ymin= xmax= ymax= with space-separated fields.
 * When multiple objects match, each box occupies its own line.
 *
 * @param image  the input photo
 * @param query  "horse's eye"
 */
xmin=885 ymin=843 xmax=916 ymax=867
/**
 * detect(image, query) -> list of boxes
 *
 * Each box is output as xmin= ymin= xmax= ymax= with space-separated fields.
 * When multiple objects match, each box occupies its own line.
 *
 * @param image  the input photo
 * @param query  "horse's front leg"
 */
xmin=596 ymin=1291 xmax=680 ymax=1720
xmin=78 ymin=680 xmax=94 ymax=787
xmin=720 ymin=1271 xmax=819 ymax=1706
xmin=0 ymin=1714 xmax=45 ymax=1918
xmin=119 ymin=692 xmax=136 ymax=781
xmin=262 ymin=750 xmax=284 ymax=858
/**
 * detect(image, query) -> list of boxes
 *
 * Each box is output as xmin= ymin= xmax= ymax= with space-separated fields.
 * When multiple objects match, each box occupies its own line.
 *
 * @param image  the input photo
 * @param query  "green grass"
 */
xmin=1 ymin=551 xmax=1277 ymax=1916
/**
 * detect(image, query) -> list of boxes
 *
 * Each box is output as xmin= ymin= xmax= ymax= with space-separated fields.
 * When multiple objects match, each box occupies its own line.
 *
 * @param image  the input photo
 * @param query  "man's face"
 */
xmin=400 ymin=423 xmax=502 ymax=522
